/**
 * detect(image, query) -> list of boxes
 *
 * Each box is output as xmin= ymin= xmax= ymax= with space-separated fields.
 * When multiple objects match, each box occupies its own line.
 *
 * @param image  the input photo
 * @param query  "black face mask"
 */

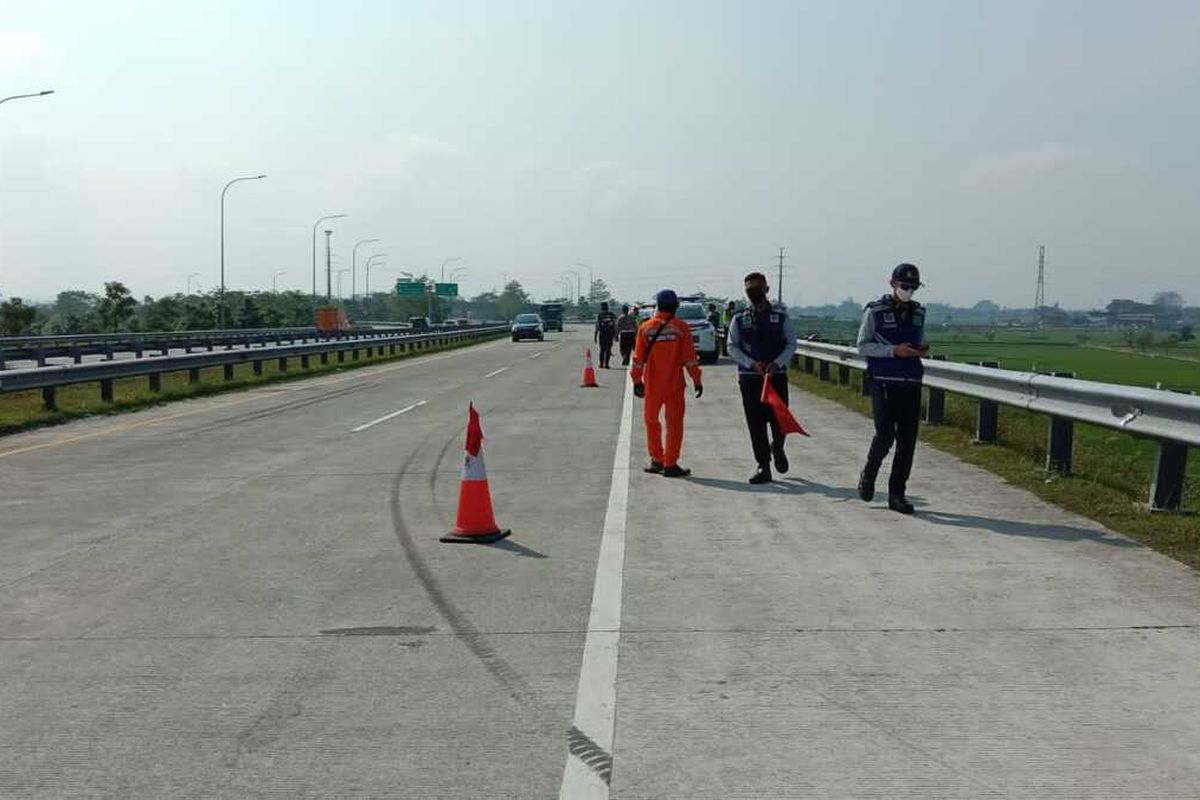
xmin=746 ymin=287 xmax=767 ymax=306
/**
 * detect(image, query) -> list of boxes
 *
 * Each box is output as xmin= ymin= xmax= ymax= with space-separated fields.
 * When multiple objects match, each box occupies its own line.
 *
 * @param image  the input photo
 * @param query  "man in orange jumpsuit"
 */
xmin=630 ymin=289 xmax=704 ymax=477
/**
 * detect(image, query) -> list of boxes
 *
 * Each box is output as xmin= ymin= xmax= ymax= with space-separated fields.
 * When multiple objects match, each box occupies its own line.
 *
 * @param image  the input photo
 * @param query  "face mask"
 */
xmin=746 ymin=287 xmax=767 ymax=306
xmin=895 ymin=287 xmax=915 ymax=303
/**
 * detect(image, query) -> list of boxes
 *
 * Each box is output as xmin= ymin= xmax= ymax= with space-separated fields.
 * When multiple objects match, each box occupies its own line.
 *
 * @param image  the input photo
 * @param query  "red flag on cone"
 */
xmin=761 ymin=375 xmax=809 ymax=437
xmin=581 ymin=348 xmax=599 ymax=388
xmin=440 ymin=403 xmax=512 ymax=544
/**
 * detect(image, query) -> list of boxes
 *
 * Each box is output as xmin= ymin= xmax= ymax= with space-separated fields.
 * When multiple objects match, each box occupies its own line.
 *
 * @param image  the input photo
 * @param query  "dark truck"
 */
xmin=539 ymin=303 xmax=564 ymax=332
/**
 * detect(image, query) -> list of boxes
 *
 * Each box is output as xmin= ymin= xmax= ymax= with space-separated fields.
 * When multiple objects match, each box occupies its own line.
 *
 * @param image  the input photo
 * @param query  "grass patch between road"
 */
xmin=0 ymin=334 xmax=507 ymax=437
xmin=791 ymin=368 xmax=1200 ymax=570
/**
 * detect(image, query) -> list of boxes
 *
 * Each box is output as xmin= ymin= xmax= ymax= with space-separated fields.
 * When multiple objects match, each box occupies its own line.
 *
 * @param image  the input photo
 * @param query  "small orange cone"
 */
xmin=441 ymin=404 xmax=511 ymax=545
xmin=581 ymin=348 xmax=599 ymax=388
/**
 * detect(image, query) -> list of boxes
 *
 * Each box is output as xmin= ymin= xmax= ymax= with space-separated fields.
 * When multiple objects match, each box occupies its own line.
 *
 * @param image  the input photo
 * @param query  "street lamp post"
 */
xmin=186 ymin=272 xmax=201 ymax=294
xmin=564 ymin=269 xmax=583 ymax=304
xmin=574 ymin=262 xmax=594 ymax=302
xmin=440 ymin=257 xmax=462 ymax=283
xmin=334 ymin=268 xmax=351 ymax=300
xmin=311 ymin=214 xmax=347 ymax=303
xmin=364 ymin=253 xmax=388 ymax=297
xmin=272 ymin=270 xmax=287 ymax=294
xmin=219 ymin=173 xmax=267 ymax=329
xmin=351 ymin=238 xmax=380 ymax=302
xmin=0 ymin=89 xmax=55 ymax=107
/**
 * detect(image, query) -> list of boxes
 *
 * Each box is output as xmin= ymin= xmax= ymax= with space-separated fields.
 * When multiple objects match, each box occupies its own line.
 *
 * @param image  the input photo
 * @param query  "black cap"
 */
xmin=891 ymin=263 xmax=922 ymax=286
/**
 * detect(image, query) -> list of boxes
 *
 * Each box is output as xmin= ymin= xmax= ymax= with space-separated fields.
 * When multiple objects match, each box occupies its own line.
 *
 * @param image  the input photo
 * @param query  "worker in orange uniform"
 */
xmin=631 ymin=289 xmax=704 ymax=477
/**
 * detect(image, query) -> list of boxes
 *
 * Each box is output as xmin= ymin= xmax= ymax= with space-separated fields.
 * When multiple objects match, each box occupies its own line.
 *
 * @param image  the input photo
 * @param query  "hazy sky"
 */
xmin=2 ymin=0 xmax=1198 ymax=309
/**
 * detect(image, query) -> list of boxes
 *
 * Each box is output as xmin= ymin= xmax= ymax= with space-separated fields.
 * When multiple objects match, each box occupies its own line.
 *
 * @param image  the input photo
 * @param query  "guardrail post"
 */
xmin=1149 ymin=441 xmax=1188 ymax=511
xmin=184 ymin=340 xmax=193 ymax=354
xmin=71 ymin=347 xmax=82 ymax=364
xmin=103 ymin=346 xmax=114 ymax=361
xmin=0 ymin=351 xmax=6 ymax=370
xmin=837 ymin=363 xmax=851 ymax=386
xmin=135 ymin=345 xmax=144 ymax=359
xmin=278 ymin=357 xmax=288 ymax=373
xmin=188 ymin=367 xmax=201 ymax=384
xmin=149 ymin=373 xmax=161 ymax=392
xmin=320 ymin=352 xmax=329 ymax=365
xmin=100 ymin=378 xmax=114 ymax=403
xmin=1045 ymin=372 xmax=1076 ymax=474
xmin=337 ymin=350 xmax=345 ymax=363
xmin=223 ymin=364 xmax=234 ymax=381
xmin=35 ymin=347 xmax=47 ymax=367
xmin=803 ymin=356 xmax=814 ymax=374
xmin=818 ymin=359 xmax=830 ymax=382
xmin=974 ymin=361 xmax=999 ymax=442
xmin=390 ymin=344 xmax=396 ymax=355
xmin=162 ymin=343 xmax=170 ymax=356
xmin=42 ymin=386 xmax=57 ymax=411
xmin=351 ymin=348 xmax=360 ymax=361
xmin=924 ymin=355 xmax=946 ymax=423
xmin=301 ymin=355 xmax=310 ymax=369
xmin=253 ymin=360 xmax=263 ymax=376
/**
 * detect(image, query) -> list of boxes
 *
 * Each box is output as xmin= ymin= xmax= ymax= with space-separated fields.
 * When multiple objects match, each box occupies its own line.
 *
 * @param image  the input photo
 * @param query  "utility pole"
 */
xmin=1034 ymin=245 xmax=1046 ymax=329
xmin=777 ymin=247 xmax=787 ymax=303
xmin=324 ymin=230 xmax=333 ymax=302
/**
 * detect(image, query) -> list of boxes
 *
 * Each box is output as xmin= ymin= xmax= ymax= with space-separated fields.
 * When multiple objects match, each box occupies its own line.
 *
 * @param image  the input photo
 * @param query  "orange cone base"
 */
xmin=440 ymin=528 xmax=511 ymax=544
xmin=581 ymin=370 xmax=598 ymax=387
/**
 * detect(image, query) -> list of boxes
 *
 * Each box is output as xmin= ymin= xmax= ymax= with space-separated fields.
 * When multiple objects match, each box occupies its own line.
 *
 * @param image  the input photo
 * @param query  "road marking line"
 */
xmin=560 ymin=378 xmax=633 ymax=798
xmin=484 ymin=367 xmax=509 ymax=378
xmin=529 ymin=352 xmax=545 ymax=360
xmin=351 ymin=400 xmax=427 ymax=433
xmin=0 ymin=340 xmax=506 ymax=460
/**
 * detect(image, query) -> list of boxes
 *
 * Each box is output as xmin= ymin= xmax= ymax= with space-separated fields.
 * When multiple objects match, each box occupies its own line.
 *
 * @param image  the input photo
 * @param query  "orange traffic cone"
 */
xmin=441 ymin=403 xmax=511 ymax=545
xmin=581 ymin=348 xmax=599 ymax=388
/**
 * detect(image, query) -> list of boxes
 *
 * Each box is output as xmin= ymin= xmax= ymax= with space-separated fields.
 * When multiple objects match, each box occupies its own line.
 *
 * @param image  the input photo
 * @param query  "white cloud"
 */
xmin=961 ymin=142 xmax=1089 ymax=185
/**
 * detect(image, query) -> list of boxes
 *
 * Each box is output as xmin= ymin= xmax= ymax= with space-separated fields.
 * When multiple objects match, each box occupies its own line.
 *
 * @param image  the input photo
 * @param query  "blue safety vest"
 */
xmin=734 ymin=308 xmax=788 ymax=365
xmin=865 ymin=295 xmax=925 ymax=383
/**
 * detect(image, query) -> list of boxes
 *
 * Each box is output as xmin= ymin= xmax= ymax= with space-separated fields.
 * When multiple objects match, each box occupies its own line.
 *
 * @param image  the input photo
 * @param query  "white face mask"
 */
xmin=895 ymin=287 xmax=915 ymax=303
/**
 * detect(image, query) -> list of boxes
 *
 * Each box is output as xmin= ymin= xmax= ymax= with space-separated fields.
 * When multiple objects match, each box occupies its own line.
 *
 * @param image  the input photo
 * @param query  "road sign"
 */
xmin=434 ymin=282 xmax=458 ymax=297
xmin=395 ymin=280 xmax=425 ymax=297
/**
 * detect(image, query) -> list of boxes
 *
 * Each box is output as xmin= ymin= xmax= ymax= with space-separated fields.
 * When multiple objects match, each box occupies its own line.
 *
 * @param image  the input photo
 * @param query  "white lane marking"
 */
xmin=484 ymin=367 xmax=509 ymax=378
xmin=560 ymin=379 xmax=633 ymax=798
xmin=529 ymin=351 xmax=545 ymax=360
xmin=351 ymin=400 xmax=427 ymax=433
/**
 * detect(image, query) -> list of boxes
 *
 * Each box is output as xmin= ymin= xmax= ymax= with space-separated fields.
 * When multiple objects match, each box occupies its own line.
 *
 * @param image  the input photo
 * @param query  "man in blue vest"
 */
xmin=728 ymin=271 xmax=797 ymax=484
xmin=856 ymin=263 xmax=929 ymax=514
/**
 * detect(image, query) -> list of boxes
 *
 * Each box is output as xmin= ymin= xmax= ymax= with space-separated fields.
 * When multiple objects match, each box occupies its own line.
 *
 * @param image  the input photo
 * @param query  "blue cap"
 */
xmin=655 ymin=289 xmax=679 ymax=309
xmin=891 ymin=263 xmax=922 ymax=286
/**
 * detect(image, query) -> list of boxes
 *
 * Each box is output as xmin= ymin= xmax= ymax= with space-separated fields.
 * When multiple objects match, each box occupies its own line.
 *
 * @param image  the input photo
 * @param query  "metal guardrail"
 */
xmin=0 ymin=325 xmax=509 ymax=408
xmin=0 ymin=323 xmax=489 ymax=369
xmin=793 ymin=340 xmax=1198 ymax=511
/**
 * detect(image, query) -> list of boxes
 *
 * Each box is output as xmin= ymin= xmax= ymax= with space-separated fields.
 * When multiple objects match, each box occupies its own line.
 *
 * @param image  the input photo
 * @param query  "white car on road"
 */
xmin=675 ymin=302 xmax=719 ymax=363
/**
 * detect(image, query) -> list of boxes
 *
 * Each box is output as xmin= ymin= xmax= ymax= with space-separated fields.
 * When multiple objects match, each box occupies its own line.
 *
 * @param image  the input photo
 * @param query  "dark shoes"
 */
xmin=644 ymin=460 xmax=664 ymax=474
xmin=772 ymin=442 xmax=789 ymax=474
xmin=888 ymin=495 xmax=915 ymax=515
xmin=749 ymin=466 xmax=773 ymax=485
xmin=662 ymin=464 xmax=691 ymax=478
xmin=858 ymin=470 xmax=875 ymax=502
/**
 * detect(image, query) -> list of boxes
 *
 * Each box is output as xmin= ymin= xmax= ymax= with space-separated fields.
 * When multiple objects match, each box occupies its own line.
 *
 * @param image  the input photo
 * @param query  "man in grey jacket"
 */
xmin=728 ymin=272 xmax=798 ymax=484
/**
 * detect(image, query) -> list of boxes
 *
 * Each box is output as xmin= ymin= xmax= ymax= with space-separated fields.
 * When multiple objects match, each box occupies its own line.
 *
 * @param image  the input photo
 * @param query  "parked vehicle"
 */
xmin=511 ymin=313 xmax=545 ymax=342
xmin=540 ymin=303 xmax=564 ymax=332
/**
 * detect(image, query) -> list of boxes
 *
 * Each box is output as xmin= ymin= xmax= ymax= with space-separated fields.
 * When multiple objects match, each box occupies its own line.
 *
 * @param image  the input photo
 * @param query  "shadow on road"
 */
xmin=492 ymin=539 xmax=549 ymax=559
xmin=919 ymin=510 xmax=1140 ymax=548
xmin=683 ymin=475 xmax=859 ymax=500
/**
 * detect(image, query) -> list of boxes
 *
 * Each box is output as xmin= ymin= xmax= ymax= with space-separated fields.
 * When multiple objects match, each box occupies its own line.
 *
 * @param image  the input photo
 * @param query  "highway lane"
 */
xmin=4 ymin=327 xmax=1200 ymax=797
xmin=0 ymin=329 xmax=620 ymax=797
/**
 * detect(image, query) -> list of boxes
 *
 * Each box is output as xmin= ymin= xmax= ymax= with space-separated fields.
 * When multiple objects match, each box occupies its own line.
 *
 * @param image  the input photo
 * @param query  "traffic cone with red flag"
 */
xmin=440 ymin=403 xmax=511 ymax=544
xmin=581 ymin=348 xmax=599 ymax=388
xmin=762 ymin=374 xmax=810 ymax=437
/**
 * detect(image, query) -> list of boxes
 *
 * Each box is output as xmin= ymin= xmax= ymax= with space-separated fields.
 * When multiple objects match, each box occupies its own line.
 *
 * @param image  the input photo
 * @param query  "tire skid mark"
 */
xmin=174 ymin=383 xmax=370 ymax=436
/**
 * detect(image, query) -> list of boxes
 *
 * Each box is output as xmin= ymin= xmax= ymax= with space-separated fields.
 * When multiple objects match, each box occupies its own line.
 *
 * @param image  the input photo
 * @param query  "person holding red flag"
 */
xmin=728 ymin=271 xmax=799 ymax=484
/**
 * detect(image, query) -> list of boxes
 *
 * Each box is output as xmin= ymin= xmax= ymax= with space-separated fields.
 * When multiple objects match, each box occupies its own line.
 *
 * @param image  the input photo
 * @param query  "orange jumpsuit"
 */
xmin=630 ymin=311 xmax=703 ymax=467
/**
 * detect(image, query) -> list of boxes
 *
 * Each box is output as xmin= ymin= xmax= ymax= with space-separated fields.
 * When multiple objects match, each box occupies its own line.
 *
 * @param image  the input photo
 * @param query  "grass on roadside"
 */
xmin=0 ymin=334 xmax=506 ymax=437
xmin=791 ymin=368 xmax=1200 ymax=570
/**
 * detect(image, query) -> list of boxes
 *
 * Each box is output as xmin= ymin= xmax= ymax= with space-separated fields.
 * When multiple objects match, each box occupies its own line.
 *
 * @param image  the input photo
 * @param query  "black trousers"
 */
xmin=864 ymin=380 xmax=921 ymax=496
xmin=618 ymin=331 xmax=636 ymax=365
xmin=739 ymin=373 xmax=789 ymax=467
xmin=598 ymin=334 xmax=615 ymax=367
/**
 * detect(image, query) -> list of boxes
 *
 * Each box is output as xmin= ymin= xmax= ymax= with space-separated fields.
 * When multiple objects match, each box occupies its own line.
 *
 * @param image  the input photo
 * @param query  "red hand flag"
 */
xmin=761 ymin=375 xmax=809 ymax=437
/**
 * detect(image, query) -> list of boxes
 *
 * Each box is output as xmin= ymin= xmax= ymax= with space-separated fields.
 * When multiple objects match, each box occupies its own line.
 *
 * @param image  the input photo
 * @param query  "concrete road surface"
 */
xmin=1 ymin=328 xmax=1198 ymax=798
